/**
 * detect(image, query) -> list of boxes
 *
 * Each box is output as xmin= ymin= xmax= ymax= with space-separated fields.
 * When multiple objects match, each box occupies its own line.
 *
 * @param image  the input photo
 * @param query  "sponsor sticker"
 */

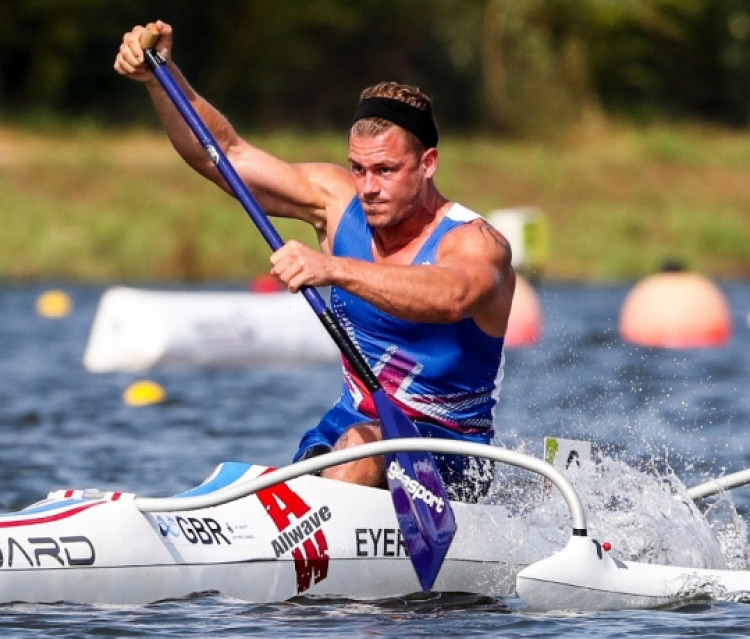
xmin=256 ymin=471 xmax=331 ymax=594
xmin=387 ymin=459 xmax=445 ymax=513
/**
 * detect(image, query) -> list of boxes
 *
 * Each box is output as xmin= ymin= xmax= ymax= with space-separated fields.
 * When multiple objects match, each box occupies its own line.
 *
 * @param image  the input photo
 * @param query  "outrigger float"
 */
xmin=1 ymin=439 xmax=749 ymax=611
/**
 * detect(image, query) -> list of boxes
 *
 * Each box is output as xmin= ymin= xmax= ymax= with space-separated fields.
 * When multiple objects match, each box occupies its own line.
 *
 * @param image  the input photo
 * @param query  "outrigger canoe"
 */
xmin=2 ymin=439 xmax=749 ymax=611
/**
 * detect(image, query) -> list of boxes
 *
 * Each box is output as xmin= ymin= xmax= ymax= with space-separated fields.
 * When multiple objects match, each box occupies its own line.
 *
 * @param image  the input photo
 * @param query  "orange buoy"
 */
xmin=505 ymin=275 xmax=543 ymax=347
xmin=619 ymin=272 xmax=732 ymax=348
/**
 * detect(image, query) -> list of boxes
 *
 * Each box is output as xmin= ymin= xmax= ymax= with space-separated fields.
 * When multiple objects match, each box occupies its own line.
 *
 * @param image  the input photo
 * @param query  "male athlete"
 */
xmin=115 ymin=20 xmax=515 ymax=501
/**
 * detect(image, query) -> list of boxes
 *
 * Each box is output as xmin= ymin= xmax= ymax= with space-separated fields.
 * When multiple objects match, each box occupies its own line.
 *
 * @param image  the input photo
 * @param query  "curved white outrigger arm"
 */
xmin=136 ymin=438 xmax=588 ymax=535
xmin=687 ymin=468 xmax=750 ymax=501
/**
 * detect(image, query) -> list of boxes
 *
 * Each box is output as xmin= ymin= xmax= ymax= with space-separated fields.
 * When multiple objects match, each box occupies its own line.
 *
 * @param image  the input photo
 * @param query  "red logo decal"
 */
xmin=257 ymin=469 xmax=331 ymax=593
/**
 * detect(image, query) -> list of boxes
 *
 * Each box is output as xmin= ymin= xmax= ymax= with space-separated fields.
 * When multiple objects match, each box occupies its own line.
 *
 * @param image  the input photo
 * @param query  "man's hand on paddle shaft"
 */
xmin=114 ymin=20 xmax=173 ymax=84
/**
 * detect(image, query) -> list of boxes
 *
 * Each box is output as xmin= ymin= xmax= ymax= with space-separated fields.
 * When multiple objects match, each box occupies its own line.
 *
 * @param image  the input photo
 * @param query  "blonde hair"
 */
xmin=351 ymin=82 xmax=434 ymax=153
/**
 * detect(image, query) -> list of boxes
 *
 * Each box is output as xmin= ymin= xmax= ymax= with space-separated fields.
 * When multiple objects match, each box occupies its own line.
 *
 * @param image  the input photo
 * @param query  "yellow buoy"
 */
xmin=35 ymin=289 xmax=73 ymax=318
xmin=123 ymin=380 xmax=166 ymax=406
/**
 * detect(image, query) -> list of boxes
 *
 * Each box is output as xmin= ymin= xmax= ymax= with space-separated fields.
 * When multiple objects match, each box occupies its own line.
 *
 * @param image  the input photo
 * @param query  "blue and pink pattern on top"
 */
xmin=329 ymin=197 xmax=505 ymax=436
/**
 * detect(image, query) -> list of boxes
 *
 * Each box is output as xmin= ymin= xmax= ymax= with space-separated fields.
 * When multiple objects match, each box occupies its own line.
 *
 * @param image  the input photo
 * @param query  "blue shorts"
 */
xmin=294 ymin=401 xmax=494 ymax=502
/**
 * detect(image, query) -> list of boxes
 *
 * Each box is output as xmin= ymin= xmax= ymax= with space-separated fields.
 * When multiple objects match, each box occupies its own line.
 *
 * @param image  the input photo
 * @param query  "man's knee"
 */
xmin=331 ymin=420 xmax=382 ymax=451
xmin=321 ymin=420 xmax=386 ymax=487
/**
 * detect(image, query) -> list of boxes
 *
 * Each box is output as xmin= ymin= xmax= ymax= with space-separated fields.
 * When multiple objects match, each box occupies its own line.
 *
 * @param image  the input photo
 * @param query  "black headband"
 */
xmin=351 ymin=97 xmax=439 ymax=149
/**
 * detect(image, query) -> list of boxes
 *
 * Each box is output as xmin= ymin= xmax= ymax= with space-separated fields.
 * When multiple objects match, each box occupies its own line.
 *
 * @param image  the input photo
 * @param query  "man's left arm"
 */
xmin=272 ymin=220 xmax=513 ymax=328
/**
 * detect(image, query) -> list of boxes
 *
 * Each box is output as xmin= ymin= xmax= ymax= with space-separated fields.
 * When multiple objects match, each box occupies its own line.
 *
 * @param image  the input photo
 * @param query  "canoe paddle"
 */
xmin=139 ymin=24 xmax=456 ymax=591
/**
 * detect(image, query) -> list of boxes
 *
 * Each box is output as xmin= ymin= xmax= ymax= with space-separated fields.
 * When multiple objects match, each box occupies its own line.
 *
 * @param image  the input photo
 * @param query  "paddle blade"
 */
xmin=372 ymin=390 xmax=457 ymax=591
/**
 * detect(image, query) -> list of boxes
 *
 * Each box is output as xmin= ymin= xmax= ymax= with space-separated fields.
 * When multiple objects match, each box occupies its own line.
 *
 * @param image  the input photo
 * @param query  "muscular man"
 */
xmin=115 ymin=20 xmax=515 ymax=501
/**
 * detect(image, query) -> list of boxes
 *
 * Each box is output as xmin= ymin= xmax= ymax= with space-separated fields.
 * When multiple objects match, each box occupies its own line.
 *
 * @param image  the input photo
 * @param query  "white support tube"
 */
xmin=135 ymin=438 xmax=587 ymax=534
xmin=687 ymin=468 xmax=750 ymax=501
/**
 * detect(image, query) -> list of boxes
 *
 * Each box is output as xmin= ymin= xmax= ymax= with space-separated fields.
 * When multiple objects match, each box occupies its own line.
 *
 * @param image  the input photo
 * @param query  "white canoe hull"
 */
xmin=0 ymin=461 xmax=519 ymax=604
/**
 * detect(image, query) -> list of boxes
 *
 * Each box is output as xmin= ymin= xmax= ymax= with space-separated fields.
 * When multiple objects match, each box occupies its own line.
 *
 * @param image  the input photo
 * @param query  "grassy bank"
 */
xmin=1 ymin=121 xmax=749 ymax=282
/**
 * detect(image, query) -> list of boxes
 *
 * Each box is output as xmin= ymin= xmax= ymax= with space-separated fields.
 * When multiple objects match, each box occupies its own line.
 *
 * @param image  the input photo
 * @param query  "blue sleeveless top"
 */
xmin=330 ymin=196 xmax=505 ymax=437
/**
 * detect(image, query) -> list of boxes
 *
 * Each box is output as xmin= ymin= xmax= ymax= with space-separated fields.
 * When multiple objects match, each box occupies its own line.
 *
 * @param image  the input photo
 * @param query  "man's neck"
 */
xmin=372 ymin=195 xmax=451 ymax=262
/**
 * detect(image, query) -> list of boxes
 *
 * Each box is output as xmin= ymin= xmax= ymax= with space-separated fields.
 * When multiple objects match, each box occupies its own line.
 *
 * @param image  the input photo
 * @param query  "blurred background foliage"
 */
xmin=1 ymin=0 xmax=749 ymax=281
xmin=1 ymin=0 xmax=749 ymax=135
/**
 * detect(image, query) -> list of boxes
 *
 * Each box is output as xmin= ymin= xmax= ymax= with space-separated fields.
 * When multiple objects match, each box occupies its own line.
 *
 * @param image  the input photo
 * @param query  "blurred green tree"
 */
xmin=0 ymin=0 xmax=747 ymax=133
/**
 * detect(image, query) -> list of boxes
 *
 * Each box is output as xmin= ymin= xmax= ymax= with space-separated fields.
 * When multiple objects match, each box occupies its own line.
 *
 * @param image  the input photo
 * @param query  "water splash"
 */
xmin=488 ymin=450 xmax=748 ymax=573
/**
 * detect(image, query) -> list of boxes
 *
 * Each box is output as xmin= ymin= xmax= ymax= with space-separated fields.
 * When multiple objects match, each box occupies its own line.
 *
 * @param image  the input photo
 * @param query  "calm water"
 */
xmin=0 ymin=280 xmax=749 ymax=638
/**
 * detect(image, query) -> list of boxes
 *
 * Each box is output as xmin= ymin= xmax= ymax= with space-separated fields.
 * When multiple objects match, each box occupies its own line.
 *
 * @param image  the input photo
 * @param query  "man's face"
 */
xmin=348 ymin=127 xmax=426 ymax=228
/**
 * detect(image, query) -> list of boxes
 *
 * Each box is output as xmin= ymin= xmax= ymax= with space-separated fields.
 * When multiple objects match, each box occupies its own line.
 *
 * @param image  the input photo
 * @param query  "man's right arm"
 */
xmin=114 ymin=20 xmax=354 ymax=232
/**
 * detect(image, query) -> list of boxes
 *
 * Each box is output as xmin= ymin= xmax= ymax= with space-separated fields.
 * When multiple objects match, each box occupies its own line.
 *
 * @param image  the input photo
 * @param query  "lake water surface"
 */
xmin=0 ymin=281 xmax=749 ymax=637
